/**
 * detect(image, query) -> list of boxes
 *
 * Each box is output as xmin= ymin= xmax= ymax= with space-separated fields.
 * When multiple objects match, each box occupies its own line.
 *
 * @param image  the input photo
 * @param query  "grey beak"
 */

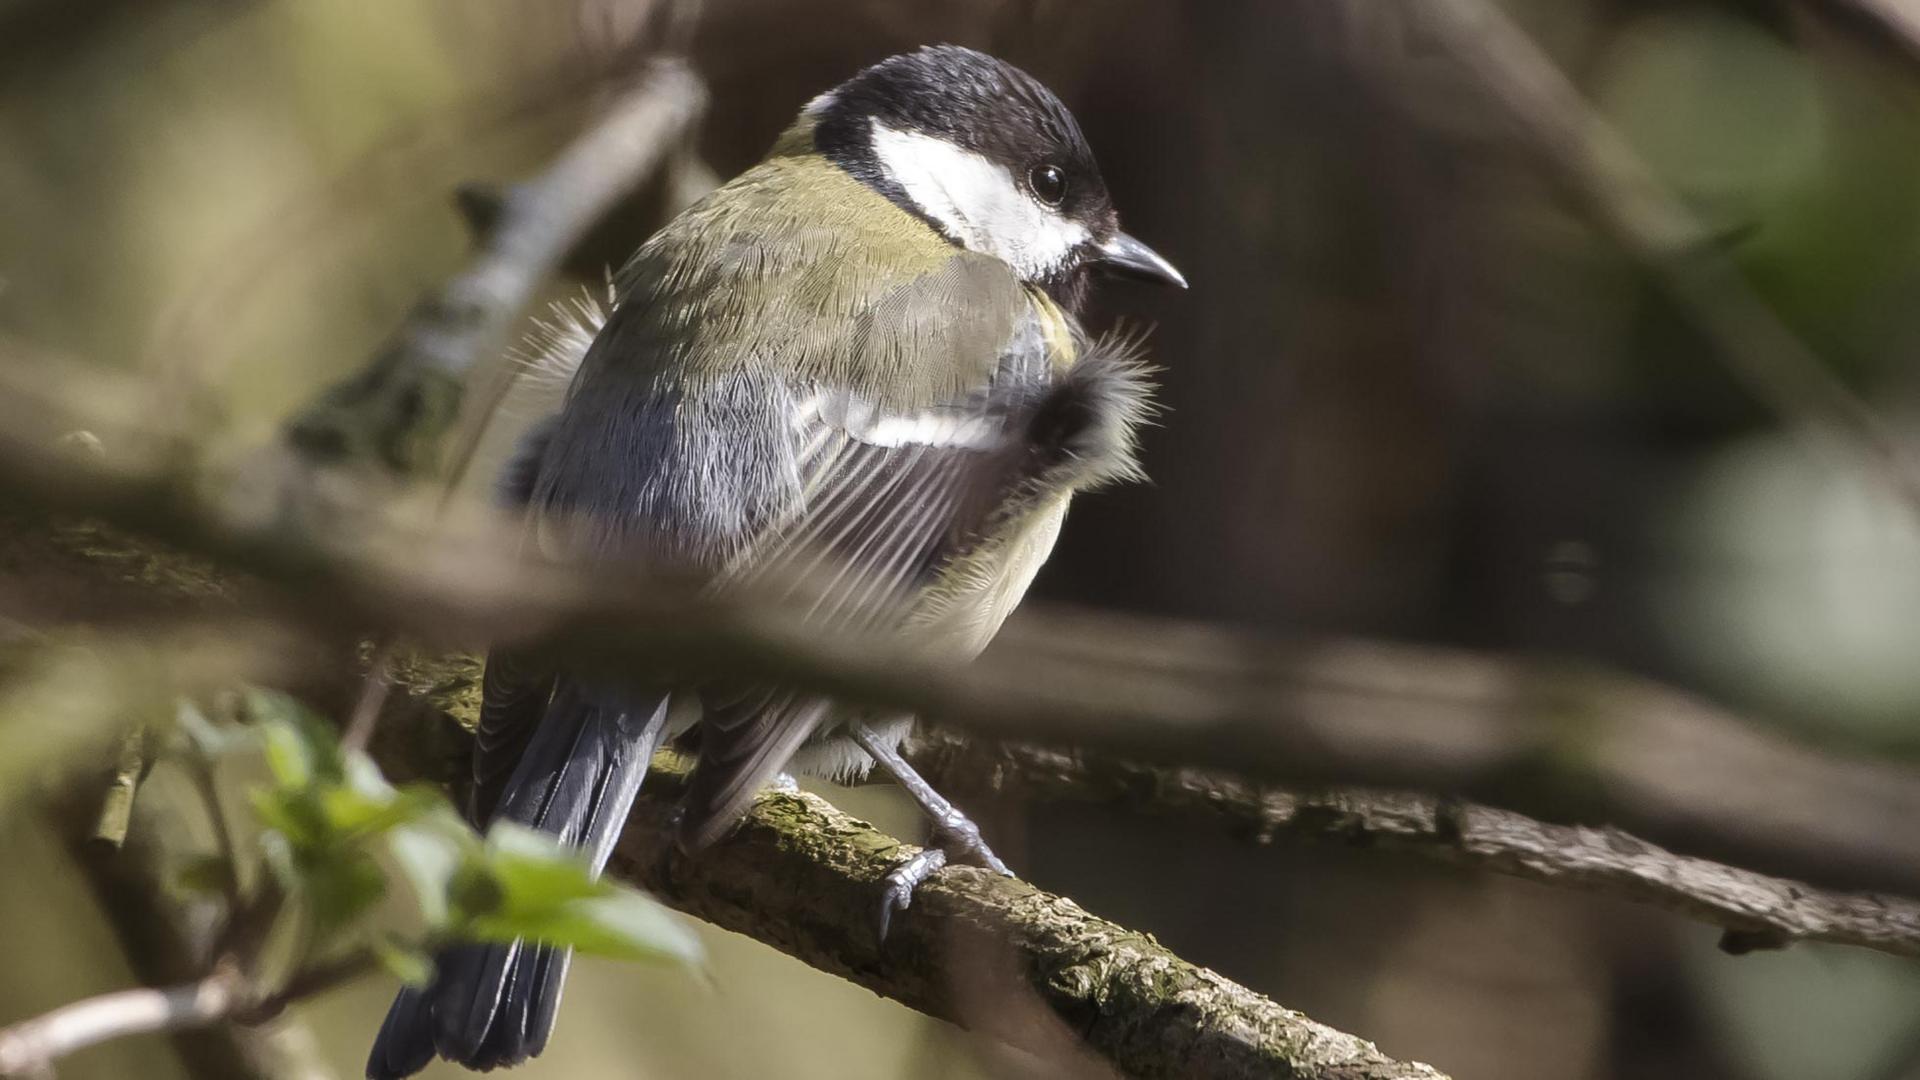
xmin=1097 ymin=232 xmax=1187 ymax=289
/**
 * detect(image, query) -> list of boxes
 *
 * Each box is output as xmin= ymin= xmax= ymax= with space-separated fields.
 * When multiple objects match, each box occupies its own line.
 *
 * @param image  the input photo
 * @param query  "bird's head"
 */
xmin=806 ymin=45 xmax=1186 ymax=311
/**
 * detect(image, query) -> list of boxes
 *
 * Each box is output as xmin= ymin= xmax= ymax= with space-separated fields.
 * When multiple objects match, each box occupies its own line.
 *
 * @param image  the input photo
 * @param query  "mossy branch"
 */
xmin=392 ymin=654 xmax=1444 ymax=1080
xmin=613 ymin=762 xmax=1445 ymax=1080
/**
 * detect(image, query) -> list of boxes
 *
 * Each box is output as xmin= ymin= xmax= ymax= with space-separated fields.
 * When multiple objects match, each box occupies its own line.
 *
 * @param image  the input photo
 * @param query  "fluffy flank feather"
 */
xmin=507 ymin=285 xmax=613 ymax=391
xmin=1027 ymin=325 xmax=1159 ymax=490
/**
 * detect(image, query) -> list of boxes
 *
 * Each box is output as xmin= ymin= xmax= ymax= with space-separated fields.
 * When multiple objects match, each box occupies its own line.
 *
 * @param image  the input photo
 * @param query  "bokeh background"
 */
xmin=6 ymin=1 xmax=1920 ymax=1077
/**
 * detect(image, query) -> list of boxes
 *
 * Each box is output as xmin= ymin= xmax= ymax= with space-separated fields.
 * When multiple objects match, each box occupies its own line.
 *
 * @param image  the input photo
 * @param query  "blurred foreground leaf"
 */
xmin=454 ymin=821 xmax=702 ymax=966
xmin=237 ymin=692 xmax=698 ymax=970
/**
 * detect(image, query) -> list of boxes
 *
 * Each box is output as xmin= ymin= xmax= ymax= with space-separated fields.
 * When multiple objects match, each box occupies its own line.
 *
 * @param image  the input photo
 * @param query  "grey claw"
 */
xmin=875 ymin=847 xmax=947 ymax=943
xmin=876 ymin=887 xmax=902 ymax=943
xmin=847 ymin=723 xmax=1016 ymax=935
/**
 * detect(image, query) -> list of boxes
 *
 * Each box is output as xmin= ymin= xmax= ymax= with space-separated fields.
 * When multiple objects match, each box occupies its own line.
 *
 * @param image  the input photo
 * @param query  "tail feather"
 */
xmin=429 ymin=939 xmax=572 ymax=1067
xmin=522 ymin=945 xmax=570 ymax=1059
xmin=428 ymin=940 xmax=568 ymax=1069
xmin=366 ymin=686 xmax=667 ymax=1079
xmin=367 ymin=988 xmax=435 ymax=1080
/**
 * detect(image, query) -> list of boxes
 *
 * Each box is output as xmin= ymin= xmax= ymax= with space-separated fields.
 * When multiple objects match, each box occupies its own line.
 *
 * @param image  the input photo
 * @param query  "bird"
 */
xmin=367 ymin=43 xmax=1184 ymax=1079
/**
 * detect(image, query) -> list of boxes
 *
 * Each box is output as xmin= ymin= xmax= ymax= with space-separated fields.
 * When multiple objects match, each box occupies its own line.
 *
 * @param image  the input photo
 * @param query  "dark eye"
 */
xmin=1028 ymin=163 xmax=1068 ymax=206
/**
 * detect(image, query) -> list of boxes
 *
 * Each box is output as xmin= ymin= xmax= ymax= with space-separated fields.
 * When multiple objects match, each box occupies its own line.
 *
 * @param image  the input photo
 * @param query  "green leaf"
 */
xmin=484 ymin=822 xmax=605 ymax=910
xmin=317 ymin=783 xmax=437 ymax=841
xmin=447 ymin=861 xmax=505 ymax=924
xmin=466 ymin=887 xmax=701 ymax=966
xmin=456 ymin=823 xmax=701 ymax=967
xmin=261 ymin=718 xmax=316 ymax=789
xmin=387 ymin=819 xmax=470 ymax=927
xmin=303 ymin=850 xmax=387 ymax=937
xmin=249 ymin=689 xmax=342 ymax=786
xmin=251 ymin=788 xmax=326 ymax=850
xmin=342 ymin=752 xmax=394 ymax=799
xmin=561 ymin=890 xmax=704 ymax=965
xmin=428 ymin=826 xmax=702 ymax=972
xmin=484 ymin=820 xmax=569 ymax=861
xmin=372 ymin=936 xmax=435 ymax=988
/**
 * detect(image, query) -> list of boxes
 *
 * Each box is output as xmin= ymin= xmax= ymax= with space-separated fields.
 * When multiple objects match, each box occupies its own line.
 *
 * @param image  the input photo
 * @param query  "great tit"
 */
xmin=368 ymin=44 xmax=1184 ymax=1079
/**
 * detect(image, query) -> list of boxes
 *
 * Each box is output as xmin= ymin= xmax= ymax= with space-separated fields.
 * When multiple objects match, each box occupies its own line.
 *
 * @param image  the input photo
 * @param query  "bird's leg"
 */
xmin=852 ymin=724 xmax=1012 ymax=940
xmin=853 ymin=725 xmax=1011 ymax=874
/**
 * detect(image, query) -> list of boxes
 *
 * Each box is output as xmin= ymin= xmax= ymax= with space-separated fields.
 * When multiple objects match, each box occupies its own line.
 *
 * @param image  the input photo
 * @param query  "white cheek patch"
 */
xmin=868 ymin=120 xmax=1088 ymax=279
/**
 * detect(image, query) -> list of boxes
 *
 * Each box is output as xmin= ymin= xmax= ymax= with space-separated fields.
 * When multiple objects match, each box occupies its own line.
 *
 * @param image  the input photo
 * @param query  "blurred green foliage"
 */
xmin=208 ymin=690 xmax=702 ymax=985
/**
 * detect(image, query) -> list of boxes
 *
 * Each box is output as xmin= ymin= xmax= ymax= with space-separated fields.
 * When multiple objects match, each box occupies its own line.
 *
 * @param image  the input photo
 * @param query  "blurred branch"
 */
xmin=8 ymin=369 xmax=1920 ymax=897
xmin=0 ymin=943 xmax=373 ymax=1080
xmin=1411 ymin=0 xmax=1920 ymax=516
xmin=0 ymin=569 xmax=1452 ymax=1076
xmin=90 ymin=726 xmax=151 ymax=848
xmin=48 ymin=802 xmax=340 ymax=1080
xmin=0 ymin=968 xmax=244 ymax=1079
xmin=1808 ymin=0 xmax=1920 ymax=68
xmin=18 ymin=434 xmax=1920 ymax=965
xmin=6 ymin=398 xmax=1917 ymax=1080
xmin=905 ymin=731 xmax=1920 ymax=961
xmin=282 ymin=57 xmax=706 ymax=476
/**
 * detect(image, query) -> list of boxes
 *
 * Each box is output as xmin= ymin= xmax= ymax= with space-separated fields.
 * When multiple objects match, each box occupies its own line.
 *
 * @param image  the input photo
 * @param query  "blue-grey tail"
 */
xmin=366 ymin=684 xmax=668 ymax=1079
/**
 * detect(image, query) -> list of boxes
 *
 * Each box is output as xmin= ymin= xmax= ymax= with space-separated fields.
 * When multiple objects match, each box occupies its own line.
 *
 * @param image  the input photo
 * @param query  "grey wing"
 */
xmin=674 ymin=299 xmax=1068 ymax=849
xmin=522 ymin=241 xmax=1150 ymax=851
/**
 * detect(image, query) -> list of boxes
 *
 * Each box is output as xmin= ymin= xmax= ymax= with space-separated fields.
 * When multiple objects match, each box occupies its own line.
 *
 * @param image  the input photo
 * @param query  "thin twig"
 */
xmin=906 ymin=731 xmax=1920 ymax=960
xmin=0 ymin=945 xmax=377 ymax=1079
xmin=0 ymin=967 xmax=243 ymax=1078
xmin=237 ymin=951 xmax=379 ymax=1026
xmin=339 ymin=640 xmax=398 ymax=756
xmin=283 ymin=58 xmax=707 ymax=477
xmin=187 ymin=756 xmax=246 ymax=919
xmin=90 ymin=726 xmax=149 ymax=848
xmin=51 ymin=801 xmax=328 ymax=1080
xmin=144 ymin=27 xmax=671 ymax=400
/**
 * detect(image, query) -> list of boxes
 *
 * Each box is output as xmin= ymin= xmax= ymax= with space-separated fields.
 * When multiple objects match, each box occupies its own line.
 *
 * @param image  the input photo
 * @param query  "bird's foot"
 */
xmin=929 ymin=809 xmax=1013 ymax=878
xmin=874 ymin=810 xmax=1014 ymax=943
xmin=876 ymin=846 xmax=946 ymax=943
